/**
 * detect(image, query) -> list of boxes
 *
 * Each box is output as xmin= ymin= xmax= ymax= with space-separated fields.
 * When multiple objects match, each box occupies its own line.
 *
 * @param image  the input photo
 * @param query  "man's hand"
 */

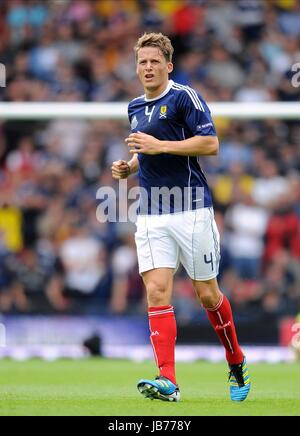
xmin=125 ymin=132 xmax=163 ymax=155
xmin=111 ymin=160 xmax=131 ymax=179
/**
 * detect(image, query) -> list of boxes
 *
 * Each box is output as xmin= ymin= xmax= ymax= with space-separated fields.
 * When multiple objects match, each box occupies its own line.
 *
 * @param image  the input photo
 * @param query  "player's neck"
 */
xmin=144 ymin=79 xmax=170 ymax=100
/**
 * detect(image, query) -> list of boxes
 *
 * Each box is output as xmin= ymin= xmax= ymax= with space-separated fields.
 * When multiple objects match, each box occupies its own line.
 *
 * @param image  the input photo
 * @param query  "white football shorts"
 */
xmin=135 ymin=207 xmax=220 ymax=281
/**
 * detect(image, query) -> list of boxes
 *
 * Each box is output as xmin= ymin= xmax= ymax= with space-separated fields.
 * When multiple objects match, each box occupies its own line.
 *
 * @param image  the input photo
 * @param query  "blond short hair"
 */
xmin=134 ymin=32 xmax=174 ymax=63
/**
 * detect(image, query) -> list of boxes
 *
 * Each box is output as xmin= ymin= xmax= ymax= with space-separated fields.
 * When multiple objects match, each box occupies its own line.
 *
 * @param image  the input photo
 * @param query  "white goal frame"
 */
xmin=0 ymin=102 xmax=299 ymax=120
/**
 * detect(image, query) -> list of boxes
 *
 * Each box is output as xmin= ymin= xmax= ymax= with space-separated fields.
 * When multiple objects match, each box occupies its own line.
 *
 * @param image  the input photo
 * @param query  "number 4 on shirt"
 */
xmin=145 ymin=106 xmax=155 ymax=123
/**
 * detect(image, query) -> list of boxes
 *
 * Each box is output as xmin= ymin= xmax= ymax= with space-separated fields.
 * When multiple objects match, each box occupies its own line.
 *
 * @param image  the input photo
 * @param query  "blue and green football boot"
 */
xmin=137 ymin=376 xmax=180 ymax=402
xmin=228 ymin=357 xmax=251 ymax=401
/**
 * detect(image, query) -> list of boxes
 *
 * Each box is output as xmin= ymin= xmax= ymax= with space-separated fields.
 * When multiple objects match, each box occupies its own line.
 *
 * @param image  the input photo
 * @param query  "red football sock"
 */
xmin=148 ymin=305 xmax=177 ymax=385
xmin=205 ymin=294 xmax=244 ymax=365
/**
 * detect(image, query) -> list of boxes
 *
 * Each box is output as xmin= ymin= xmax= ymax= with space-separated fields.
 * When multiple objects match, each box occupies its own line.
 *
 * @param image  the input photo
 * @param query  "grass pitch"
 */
xmin=0 ymin=358 xmax=299 ymax=416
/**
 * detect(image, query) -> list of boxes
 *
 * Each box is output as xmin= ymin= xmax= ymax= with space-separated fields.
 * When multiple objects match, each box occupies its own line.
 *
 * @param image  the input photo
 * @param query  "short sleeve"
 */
xmin=177 ymin=88 xmax=217 ymax=136
xmin=128 ymin=103 xmax=133 ymax=124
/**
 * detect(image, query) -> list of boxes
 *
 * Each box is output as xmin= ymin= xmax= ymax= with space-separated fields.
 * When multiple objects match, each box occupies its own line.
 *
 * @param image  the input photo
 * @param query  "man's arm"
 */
xmin=127 ymin=153 xmax=139 ymax=173
xmin=161 ymin=135 xmax=219 ymax=156
xmin=126 ymin=132 xmax=219 ymax=157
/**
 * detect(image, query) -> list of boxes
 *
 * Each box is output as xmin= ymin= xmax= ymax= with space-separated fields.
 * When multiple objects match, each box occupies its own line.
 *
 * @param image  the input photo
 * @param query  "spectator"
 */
xmin=264 ymin=192 xmax=299 ymax=263
xmin=234 ymin=0 xmax=266 ymax=42
xmin=278 ymin=1 xmax=300 ymax=36
xmin=207 ymin=44 xmax=245 ymax=90
xmin=235 ymin=77 xmax=273 ymax=102
xmin=219 ymin=124 xmax=253 ymax=171
xmin=10 ymin=247 xmax=54 ymax=313
xmin=213 ymin=162 xmax=255 ymax=210
xmin=48 ymin=224 xmax=112 ymax=314
xmin=252 ymin=159 xmax=291 ymax=208
xmin=225 ymin=193 xmax=269 ymax=279
xmin=43 ymin=119 xmax=89 ymax=162
xmin=28 ymin=30 xmax=60 ymax=81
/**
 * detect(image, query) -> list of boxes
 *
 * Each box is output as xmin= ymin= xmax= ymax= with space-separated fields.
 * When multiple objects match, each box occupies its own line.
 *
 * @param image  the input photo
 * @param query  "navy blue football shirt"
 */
xmin=128 ymin=80 xmax=217 ymax=214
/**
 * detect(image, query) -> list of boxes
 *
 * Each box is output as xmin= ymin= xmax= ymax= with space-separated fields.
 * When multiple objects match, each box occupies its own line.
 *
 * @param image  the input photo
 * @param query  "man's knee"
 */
xmin=199 ymin=290 xmax=218 ymax=308
xmin=146 ymin=281 xmax=169 ymax=307
xmin=193 ymin=280 xmax=221 ymax=309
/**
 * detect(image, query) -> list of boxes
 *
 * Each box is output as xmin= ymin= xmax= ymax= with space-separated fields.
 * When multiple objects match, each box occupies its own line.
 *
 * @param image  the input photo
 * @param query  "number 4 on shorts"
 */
xmin=204 ymin=252 xmax=214 ymax=271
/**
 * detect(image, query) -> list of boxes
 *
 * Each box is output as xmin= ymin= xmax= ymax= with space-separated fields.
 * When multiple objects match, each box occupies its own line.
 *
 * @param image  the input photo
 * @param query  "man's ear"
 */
xmin=167 ymin=63 xmax=174 ymax=74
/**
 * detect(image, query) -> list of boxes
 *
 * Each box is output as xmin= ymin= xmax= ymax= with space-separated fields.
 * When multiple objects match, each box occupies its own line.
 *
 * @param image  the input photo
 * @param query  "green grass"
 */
xmin=0 ymin=359 xmax=299 ymax=416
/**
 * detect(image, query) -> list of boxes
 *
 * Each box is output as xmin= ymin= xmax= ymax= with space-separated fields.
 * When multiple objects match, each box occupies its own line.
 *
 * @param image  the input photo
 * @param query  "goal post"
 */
xmin=0 ymin=102 xmax=299 ymax=120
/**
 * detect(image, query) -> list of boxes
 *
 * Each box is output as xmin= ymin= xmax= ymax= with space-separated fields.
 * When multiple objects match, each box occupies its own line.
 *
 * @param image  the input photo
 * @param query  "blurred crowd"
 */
xmin=0 ymin=0 xmax=300 ymax=102
xmin=0 ymin=0 xmax=299 ymax=322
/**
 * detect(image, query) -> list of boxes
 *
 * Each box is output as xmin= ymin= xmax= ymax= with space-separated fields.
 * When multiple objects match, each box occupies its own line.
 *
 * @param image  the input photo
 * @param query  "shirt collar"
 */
xmin=144 ymin=80 xmax=174 ymax=102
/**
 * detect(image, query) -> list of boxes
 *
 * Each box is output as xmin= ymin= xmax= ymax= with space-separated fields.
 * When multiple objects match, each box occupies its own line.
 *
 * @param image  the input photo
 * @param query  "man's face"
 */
xmin=136 ymin=47 xmax=173 ymax=94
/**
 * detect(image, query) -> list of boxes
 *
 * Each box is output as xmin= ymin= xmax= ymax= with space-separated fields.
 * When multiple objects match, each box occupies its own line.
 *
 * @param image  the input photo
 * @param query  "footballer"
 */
xmin=111 ymin=33 xmax=251 ymax=403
